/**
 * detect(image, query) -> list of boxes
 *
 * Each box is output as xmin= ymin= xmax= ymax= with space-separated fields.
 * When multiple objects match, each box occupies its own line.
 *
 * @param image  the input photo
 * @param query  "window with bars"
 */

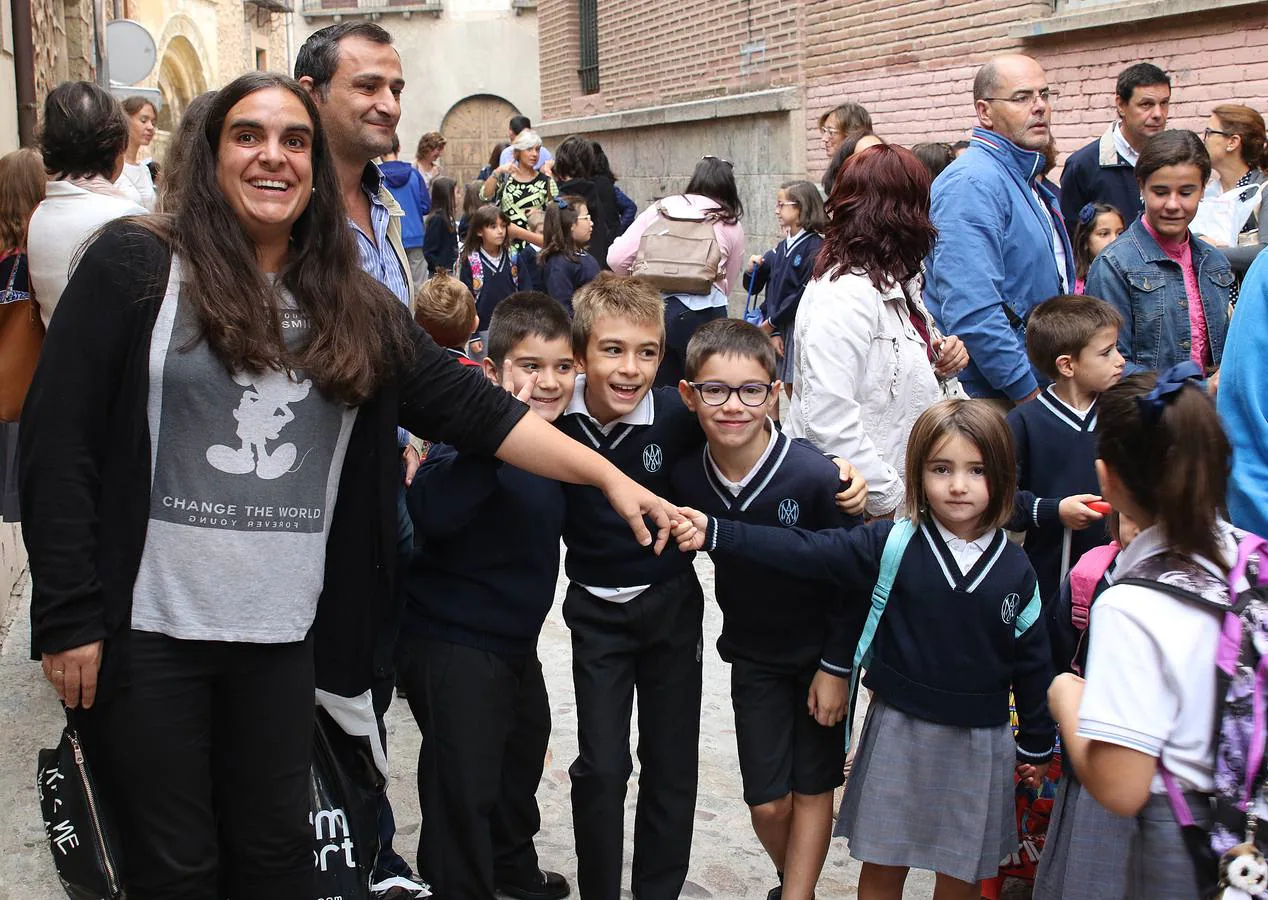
xmin=578 ymin=0 xmax=599 ymax=94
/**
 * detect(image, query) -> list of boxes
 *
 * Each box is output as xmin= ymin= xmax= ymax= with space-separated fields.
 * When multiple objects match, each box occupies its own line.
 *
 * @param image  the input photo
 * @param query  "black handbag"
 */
xmin=36 ymin=707 xmax=123 ymax=899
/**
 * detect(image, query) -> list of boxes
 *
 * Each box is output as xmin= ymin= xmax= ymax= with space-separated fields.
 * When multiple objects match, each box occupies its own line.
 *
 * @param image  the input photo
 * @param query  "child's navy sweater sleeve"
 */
xmin=459 ymin=254 xmax=475 ymax=296
xmin=1006 ymin=407 xmax=1061 ymax=531
xmin=406 ymin=443 xmax=503 ymax=539
xmin=741 ymin=250 xmax=773 ymax=298
xmin=707 ymin=516 xmax=887 ymax=596
xmin=816 ymin=492 xmax=868 ymax=677
xmin=1012 ymin=569 xmax=1058 ymax=763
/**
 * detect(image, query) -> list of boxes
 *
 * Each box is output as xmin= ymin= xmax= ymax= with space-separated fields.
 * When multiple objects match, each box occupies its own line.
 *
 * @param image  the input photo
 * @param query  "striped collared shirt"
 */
xmin=350 ymin=163 xmax=410 ymax=307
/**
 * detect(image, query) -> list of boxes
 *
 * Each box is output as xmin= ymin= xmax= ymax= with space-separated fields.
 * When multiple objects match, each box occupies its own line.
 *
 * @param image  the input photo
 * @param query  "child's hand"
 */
xmin=671 ymin=507 xmax=708 ymax=552
xmin=1059 ymin=494 xmax=1107 ymax=530
xmin=771 ymin=334 xmax=785 ymax=357
xmin=831 ymin=460 xmax=868 ymax=517
xmin=1015 ymin=761 xmax=1050 ymax=790
xmin=469 ymin=338 xmax=484 ymax=357
xmin=932 ymin=334 xmax=969 ymax=378
xmin=501 ymin=359 xmax=539 ymax=406
xmin=746 ymin=254 xmax=763 ymax=274
xmin=807 ymin=670 xmax=849 ymax=727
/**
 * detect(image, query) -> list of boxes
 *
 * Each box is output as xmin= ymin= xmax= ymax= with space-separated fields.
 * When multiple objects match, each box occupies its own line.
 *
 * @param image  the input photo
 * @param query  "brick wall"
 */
xmin=539 ymin=0 xmax=803 ymax=120
xmin=805 ymin=1 xmax=1268 ymax=177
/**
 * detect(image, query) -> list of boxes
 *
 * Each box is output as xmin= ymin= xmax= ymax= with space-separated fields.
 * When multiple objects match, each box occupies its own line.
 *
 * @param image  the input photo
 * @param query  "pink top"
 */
xmin=606 ymin=193 xmax=747 ymax=295
xmin=1142 ymin=217 xmax=1209 ymax=368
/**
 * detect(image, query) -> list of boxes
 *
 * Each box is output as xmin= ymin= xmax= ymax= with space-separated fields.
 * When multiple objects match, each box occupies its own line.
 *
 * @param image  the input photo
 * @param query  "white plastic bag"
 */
xmin=1191 ymin=182 xmax=1263 ymax=247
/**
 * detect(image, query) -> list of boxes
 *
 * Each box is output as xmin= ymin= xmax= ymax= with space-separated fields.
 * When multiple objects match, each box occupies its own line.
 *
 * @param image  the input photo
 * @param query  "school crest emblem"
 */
xmin=642 ymin=443 xmax=663 ymax=473
xmin=1001 ymin=593 xmax=1020 ymax=625
xmin=778 ymin=498 xmax=800 ymax=526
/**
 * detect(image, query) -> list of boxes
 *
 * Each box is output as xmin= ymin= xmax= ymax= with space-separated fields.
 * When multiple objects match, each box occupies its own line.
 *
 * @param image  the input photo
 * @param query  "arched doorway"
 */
xmin=155 ymin=35 xmax=207 ymax=136
xmin=440 ymin=95 xmax=521 ymax=189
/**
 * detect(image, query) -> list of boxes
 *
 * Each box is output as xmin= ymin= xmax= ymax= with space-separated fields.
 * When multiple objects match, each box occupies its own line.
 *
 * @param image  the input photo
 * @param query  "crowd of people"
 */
xmin=3 ymin=18 xmax=1268 ymax=900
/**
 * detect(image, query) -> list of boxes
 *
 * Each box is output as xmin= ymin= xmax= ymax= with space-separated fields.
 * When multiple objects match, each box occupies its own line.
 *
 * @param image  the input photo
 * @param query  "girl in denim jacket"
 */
xmin=1086 ymin=130 xmax=1233 ymax=378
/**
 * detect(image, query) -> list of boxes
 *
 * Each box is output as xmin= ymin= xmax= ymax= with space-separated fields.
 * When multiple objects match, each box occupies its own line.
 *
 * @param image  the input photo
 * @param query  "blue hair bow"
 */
xmin=1078 ymin=203 xmax=1098 ymax=226
xmin=555 ymin=196 xmax=569 ymax=210
xmin=1137 ymin=360 xmax=1203 ymax=425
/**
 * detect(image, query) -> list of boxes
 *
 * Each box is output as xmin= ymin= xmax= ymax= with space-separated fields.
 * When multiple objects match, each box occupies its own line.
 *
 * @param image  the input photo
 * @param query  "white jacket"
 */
xmin=787 ymin=268 xmax=941 ymax=517
xmin=28 ymin=181 xmax=146 ymax=327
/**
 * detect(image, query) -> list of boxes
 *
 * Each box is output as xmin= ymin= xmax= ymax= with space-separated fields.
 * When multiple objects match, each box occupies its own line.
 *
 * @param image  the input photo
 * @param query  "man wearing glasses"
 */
xmin=1060 ymin=63 xmax=1172 ymax=229
xmin=925 ymin=54 xmax=1075 ymax=406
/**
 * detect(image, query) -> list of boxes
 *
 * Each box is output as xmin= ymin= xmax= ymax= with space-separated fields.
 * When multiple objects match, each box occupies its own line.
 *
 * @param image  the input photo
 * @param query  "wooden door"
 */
xmin=441 ymin=94 xmax=520 ymax=190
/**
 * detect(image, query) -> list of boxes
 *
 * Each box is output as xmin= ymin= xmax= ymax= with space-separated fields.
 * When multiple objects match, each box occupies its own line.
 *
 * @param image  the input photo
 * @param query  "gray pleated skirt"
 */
xmin=1127 ymin=791 xmax=1212 ymax=900
xmin=1033 ymin=771 xmax=1134 ymax=900
xmin=777 ymin=327 xmax=796 ymax=384
xmin=834 ymin=697 xmax=1018 ymax=883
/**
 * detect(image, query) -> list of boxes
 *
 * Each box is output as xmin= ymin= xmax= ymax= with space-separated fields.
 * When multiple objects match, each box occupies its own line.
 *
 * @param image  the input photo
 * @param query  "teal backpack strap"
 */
xmin=845 ymin=519 xmax=917 ymax=753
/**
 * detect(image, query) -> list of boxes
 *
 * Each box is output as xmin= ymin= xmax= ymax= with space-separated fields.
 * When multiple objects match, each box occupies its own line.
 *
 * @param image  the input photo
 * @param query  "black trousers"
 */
xmin=655 ymin=298 xmax=727 ymax=387
xmin=77 ymin=630 xmax=315 ymax=900
xmin=562 ymin=570 xmax=705 ymax=900
xmin=396 ymin=633 xmax=550 ymax=899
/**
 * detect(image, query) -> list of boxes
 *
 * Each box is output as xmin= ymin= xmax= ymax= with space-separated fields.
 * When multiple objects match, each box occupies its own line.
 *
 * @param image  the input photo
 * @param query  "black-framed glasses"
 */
xmin=690 ymin=381 xmax=774 ymax=407
xmin=1204 ymin=128 xmax=1232 ymax=141
xmin=702 ymin=154 xmax=734 ymax=168
xmin=983 ymin=88 xmax=1059 ymax=107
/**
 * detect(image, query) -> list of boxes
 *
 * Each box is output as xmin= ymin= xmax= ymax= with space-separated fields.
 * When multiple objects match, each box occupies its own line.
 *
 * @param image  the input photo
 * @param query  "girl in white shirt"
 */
xmin=1049 ymin=362 xmax=1238 ymax=899
xmin=115 ymin=96 xmax=157 ymax=211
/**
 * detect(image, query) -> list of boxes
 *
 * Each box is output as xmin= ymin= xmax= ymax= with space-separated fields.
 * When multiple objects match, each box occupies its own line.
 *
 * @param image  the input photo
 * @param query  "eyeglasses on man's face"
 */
xmin=690 ymin=381 xmax=774 ymax=407
xmin=983 ymin=88 xmax=1060 ymax=107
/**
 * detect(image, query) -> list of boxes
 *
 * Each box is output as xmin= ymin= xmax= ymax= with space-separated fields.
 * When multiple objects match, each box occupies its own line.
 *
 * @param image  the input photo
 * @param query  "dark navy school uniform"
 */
xmin=459 ymin=248 xmax=531 ymax=332
xmin=555 ymin=380 xmax=705 ymax=900
xmin=671 ymin=427 xmax=865 ymax=806
xmin=1006 ymin=386 xmax=1109 ymax=605
xmin=540 ymin=250 xmax=601 ymax=315
xmin=421 ymin=214 xmax=459 ymax=276
xmin=742 ymin=230 xmax=822 ymax=383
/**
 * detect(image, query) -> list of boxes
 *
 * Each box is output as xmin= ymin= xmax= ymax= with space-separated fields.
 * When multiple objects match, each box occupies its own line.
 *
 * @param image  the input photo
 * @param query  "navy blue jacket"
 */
xmin=541 ymin=251 xmax=601 ymax=315
xmin=705 ymin=516 xmax=1056 ymax=761
xmin=558 ymin=385 xmax=701 ymax=588
xmin=422 ymin=214 xmax=458 ymax=276
xmin=403 ymin=444 xmax=564 ymax=654
xmin=1059 ymin=128 xmax=1143 ymax=230
xmin=459 ymin=248 xmax=531 ymax=331
xmin=671 ymin=428 xmax=865 ymax=674
xmin=742 ymin=231 xmax=822 ymax=333
xmin=1006 ymin=387 xmax=1109 ymax=605
xmin=926 ymin=127 xmax=1076 ymax=401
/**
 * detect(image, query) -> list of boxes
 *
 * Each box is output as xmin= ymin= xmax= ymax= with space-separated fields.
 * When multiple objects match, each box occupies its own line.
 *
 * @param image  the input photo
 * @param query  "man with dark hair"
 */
xmin=1060 ymin=62 xmax=1171 ymax=228
xmin=296 ymin=23 xmax=427 ymax=900
xmin=499 ymin=113 xmax=554 ymax=173
xmin=925 ymin=54 xmax=1074 ymax=405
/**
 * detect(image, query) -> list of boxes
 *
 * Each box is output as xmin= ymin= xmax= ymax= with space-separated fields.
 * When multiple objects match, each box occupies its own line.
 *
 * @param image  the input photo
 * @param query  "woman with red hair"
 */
xmin=787 ymin=144 xmax=968 ymax=517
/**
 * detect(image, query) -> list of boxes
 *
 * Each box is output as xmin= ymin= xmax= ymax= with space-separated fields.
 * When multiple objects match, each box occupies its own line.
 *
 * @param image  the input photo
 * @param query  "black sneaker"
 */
xmin=496 ymin=869 xmax=570 ymax=900
xmin=766 ymin=884 xmax=783 ymax=900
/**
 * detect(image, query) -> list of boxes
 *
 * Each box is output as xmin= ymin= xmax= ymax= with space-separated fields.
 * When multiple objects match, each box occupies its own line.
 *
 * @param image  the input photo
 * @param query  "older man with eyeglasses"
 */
xmin=924 ymin=54 xmax=1075 ymax=406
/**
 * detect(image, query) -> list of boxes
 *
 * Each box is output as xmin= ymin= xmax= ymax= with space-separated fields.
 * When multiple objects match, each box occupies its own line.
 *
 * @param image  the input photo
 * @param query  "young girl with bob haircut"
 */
xmin=742 ymin=179 xmax=826 ymax=395
xmin=1071 ymin=202 xmax=1125 ymax=294
xmin=675 ymin=398 xmax=1056 ymax=900
xmin=1049 ymin=363 xmax=1242 ymax=899
xmin=422 ymin=175 xmax=459 ymax=276
xmin=459 ymin=204 xmax=529 ymax=342
xmin=1086 ymin=130 xmax=1233 ymax=375
xmin=539 ymin=194 xmax=599 ymax=314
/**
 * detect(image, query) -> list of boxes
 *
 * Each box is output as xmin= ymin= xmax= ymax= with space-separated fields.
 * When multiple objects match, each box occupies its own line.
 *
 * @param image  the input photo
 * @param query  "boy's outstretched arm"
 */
xmin=496 ymin=411 xmax=675 ymax=553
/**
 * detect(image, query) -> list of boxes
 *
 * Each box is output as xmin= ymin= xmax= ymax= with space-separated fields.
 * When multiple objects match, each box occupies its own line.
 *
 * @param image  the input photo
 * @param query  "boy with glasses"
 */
xmin=670 ymin=318 xmax=866 ymax=900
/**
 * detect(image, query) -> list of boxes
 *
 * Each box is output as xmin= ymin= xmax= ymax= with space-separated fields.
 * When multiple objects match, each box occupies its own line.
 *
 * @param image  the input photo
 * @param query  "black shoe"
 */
xmin=766 ymin=884 xmax=782 ymax=900
xmin=496 ymin=869 xmax=570 ymax=900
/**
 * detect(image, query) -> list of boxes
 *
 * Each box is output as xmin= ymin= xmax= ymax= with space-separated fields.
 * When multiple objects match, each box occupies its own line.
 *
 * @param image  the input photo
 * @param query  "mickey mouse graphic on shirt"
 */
xmin=205 ymin=370 xmax=312 ymax=481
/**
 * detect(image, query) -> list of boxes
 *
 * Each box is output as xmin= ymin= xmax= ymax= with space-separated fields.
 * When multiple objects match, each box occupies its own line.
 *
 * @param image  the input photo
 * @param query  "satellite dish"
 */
xmin=106 ymin=19 xmax=157 ymax=86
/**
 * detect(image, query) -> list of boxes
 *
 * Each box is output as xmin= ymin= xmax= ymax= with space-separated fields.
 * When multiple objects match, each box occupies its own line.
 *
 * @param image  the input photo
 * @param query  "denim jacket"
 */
xmin=1085 ymin=217 xmax=1232 ymax=374
xmin=925 ymin=127 xmax=1075 ymax=401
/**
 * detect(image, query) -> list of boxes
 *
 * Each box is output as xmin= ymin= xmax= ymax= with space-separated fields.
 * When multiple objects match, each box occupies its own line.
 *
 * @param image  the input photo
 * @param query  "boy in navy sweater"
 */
xmin=556 ymin=274 xmax=706 ymax=900
xmin=670 ymin=319 xmax=865 ymax=900
xmin=397 ymin=292 xmax=577 ymax=900
xmin=1007 ymin=294 xmax=1126 ymax=604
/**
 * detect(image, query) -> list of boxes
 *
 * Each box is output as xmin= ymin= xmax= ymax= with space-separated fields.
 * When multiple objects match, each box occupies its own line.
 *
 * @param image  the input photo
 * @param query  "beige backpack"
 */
xmin=631 ymin=201 xmax=722 ymax=295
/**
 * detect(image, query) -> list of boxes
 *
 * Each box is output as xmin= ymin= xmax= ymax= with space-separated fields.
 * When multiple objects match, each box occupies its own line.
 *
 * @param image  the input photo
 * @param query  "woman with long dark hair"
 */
xmin=791 ymin=144 xmax=967 ymax=517
xmin=20 ymin=71 xmax=676 ymax=898
xmin=608 ymin=154 xmax=747 ymax=384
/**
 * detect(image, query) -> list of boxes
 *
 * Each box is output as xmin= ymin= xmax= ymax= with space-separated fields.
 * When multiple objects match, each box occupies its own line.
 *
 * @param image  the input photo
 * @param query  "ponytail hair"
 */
xmin=541 ymin=194 xmax=586 ymax=264
xmin=1097 ymin=372 xmax=1231 ymax=566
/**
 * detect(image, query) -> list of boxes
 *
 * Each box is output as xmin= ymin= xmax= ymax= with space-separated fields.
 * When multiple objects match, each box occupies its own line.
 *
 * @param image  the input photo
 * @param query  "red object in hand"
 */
xmin=1087 ymin=500 xmax=1112 ymax=515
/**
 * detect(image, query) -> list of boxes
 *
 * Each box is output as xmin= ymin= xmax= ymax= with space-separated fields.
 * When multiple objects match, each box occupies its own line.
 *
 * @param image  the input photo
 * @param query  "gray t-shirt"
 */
xmin=131 ymin=260 xmax=357 ymax=642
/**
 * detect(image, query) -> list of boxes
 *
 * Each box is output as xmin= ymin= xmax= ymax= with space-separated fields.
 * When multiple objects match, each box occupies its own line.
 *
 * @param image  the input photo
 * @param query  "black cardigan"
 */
xmin=19 ymin=223 xmax=527 ymax=699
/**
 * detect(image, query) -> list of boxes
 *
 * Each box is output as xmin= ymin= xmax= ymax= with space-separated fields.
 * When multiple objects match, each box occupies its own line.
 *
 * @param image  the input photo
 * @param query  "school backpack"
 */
xmin=631 ymin=201 xmax=722 ymax=295
xmin=1114 ymin=532 xmax=1268 ymax=899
